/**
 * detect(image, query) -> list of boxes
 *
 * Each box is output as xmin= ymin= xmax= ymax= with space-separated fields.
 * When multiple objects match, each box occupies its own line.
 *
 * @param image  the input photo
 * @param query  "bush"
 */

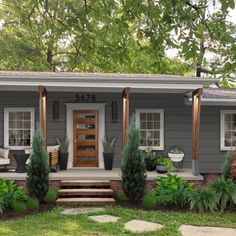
xmin=26 ymin=130 xmax=49 ymax=202
xmin=43 ymin=187 xmax=58 ymax=203
xmin=121 ymin=117 xmax=146 ymax=202
xmin=0 ymin=197 xmax=4 ymax=214
xmin=0 ymin=179 xmax=27 ymax=208
xmin=142 ymin=190 xmax=157 ymax=209
xmin=155 ymin=174 xmax=193 ymax=207
xmin=222 ymin=151 xmax=235 ymax=179
xmin=116 ymin=191 xmax=128 ymax=201
xmin=189 ymin=187 xmax=218 ymax=213
xmin=26 ymin=197 xmax=39 ymax=210
xmin=11 ymin=200 xmax=27 ymax=212
xmin=209 ymin=176 xmax=236 ymax=212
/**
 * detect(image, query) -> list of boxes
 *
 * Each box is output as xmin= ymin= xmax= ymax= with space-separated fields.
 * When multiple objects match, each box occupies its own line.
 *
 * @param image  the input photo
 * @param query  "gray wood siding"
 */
xmin=0 ymin=91 xmax=233 ymax=172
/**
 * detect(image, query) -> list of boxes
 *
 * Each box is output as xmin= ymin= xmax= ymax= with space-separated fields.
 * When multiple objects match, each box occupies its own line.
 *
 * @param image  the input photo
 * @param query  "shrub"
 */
xmin=0 ymin=197 xmax=4 ymax=214
xmin=209 ymin=176 xmax=236 ymax=212
xmin=0 ymin=179 xmax=27 ymax=208
xmin=11 ymin=200 xmax=27 ymax=212
xmin=189 ymin=187 xmax=218 ymax=213
xmin=222 ymin=151 xmax=235 ymax=179
xmin=116 ymin=191 xmax=128 ymax=201
xmin=26 ymin=130 xmax=49 ymax=202
xmin=43 ymin=187 xmax=58 ymax=203
xmin=26 ymin=197 xmax=39 ymax=210
xmin=155 ymin=156 xmax=175 ymax=171
xmin=155 ymin=174 xmax=193 ymax=207
xmin=142 ymin=190 xmax=157 ymax=209
xmin=121 ymin=117 xmax=146 ymax=202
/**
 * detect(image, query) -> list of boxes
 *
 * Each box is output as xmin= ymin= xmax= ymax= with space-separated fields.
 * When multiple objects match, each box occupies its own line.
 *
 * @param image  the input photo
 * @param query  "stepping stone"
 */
xmin=61 ymin=207 xmax=105 ymax=215
xmin=88 ymin=214 xmax=120 ymax=223
xmin=124 ymin=219 xmax=163 ymax=233
xmin=179 ymin=225 xmax=236 ymax=236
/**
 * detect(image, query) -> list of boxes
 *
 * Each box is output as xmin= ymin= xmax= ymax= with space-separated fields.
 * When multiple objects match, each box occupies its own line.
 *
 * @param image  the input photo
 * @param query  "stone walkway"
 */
xmin=179 ymin=225 xmax=236 ymax=236
xmin=124 ymin=219 xmax=163 ymax=233
xmin=61 ymin=208 xmax=236 ymax=235
xmin=61 ymin=207 xmax=105 ymax=215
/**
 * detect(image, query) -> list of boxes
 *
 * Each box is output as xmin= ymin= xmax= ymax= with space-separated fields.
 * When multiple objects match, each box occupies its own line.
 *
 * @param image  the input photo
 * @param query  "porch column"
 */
xmin=122 ymin=88 xmax=130 ymax=147
xmin=192 ymin=88 xmax=203 ymax=176
xmin=38 ymin=86 xmax=47 ymax=146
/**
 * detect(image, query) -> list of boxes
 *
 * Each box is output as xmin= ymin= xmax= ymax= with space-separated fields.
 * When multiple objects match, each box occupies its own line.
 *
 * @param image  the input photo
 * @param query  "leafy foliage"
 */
xmin=26 ymin=130 xmax=49 ymax=202
xmin=144 ymin=147 xmax=157 ymax=161
xmin=155 ymin=174 xmax=193 ymax=207
xmin=116 ymin=191 xmax=128 ymax=201
xmin=56 ymin=137 xmax=69 ymax=153
xmin=222 ymin=150 xmax=235 ymax=179
xmin=209 ymin=176 xmax=236 ymax=212
xmin=155 ymin=156 xmax=175 ymax=171
xmin=43 ymin=187 xmax=58 ymax=203
xmin=26 ymin=197 xmax=39 ymax=210
xmin=0 ymin=1 xmax=235 ymax=78
xmin=0 ymin=179 xmax=27 ymax=208
xmin=121 ymin=117 xmax=146 ymax=202
xmin=0 ymin=197 xmax=4 ymax=214
xmin=142 ymin=190 xmax=157 ymax=209
xmin=169 ymin=147 xmax=184 ymax=154
xmin=11 ymin=200 xmax=27 ymax=212
xmin=189 ymin=188 xmax=219 ymax=213
xmin=102 ymin=136 xmax=116 ymax=153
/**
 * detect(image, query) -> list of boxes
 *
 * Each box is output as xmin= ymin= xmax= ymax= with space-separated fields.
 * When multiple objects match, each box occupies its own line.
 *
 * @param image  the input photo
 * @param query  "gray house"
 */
xmin=0 ymin=71 xmax=235 ymax=177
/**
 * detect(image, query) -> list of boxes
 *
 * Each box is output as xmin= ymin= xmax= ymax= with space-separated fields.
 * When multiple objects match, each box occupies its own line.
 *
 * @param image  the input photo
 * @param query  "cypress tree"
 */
xmin=26 ymin=130 xmax=49 ymax=202
xmin=121 ymin=117 xmax=146 ymax=202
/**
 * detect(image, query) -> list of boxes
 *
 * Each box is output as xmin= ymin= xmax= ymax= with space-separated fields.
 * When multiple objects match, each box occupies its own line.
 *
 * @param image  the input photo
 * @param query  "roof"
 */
xmin=203 ymin=88 xmax=236 ymax=99
xmin=0 ymin=71 xmax=220 ymax=93
xmin=186 ymin=88 xmax=236 ymax=106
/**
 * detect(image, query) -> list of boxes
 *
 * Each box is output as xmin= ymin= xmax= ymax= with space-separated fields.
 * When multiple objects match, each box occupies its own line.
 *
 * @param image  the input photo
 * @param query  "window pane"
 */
xmin=23 ymin=112 xmax=31 ymax=120
xmin=147 ymin=122 xmax=153 ymax=129
xmin=154 ymin=140 xmax=160 ymax=146
xmin=140 ymin=113 xmax=146 ymax=121
xmin=225 ymin=139 xmax=232 ymax=147
xmin=225 ymin=122 xmax=233 ymax=130
xmin=154 ymin=113 xmax=160 ymax=121
xmin=147 ymin=113 xmax=153 ymax=120
xmin=225 ymin=114 xmax=232 ymax=122
xmin=154 ymin=131 xmax=160 ymax=139
xmin=154 ymin=122 xmax=160 ymax=129
xmin=140 ymin=122 xmax=146 ymax=129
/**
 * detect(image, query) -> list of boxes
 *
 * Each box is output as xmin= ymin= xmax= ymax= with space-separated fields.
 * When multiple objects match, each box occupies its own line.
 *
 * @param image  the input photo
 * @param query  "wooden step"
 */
xmin=56 ymin=197 xmax=116 ymax=206
xmin=59 ymin=188 xmax=113 ymax=196
xmin=60 ymin=180 xmax=111 ymax=187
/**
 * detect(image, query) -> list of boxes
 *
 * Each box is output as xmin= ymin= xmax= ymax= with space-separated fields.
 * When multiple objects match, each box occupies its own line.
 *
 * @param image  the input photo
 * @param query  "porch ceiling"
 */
xmin=0 ymin=71 xmax=219 ymax=93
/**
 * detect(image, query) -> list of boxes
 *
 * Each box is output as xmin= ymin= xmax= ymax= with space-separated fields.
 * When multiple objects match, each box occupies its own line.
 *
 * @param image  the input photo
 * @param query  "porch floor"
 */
xmin=0 ymin=168 xmax=203 ymax=181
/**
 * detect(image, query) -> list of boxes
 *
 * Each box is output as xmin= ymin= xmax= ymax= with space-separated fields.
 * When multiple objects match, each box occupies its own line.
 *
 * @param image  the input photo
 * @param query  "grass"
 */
xmin=0 ymin=206 xmax=236 ymax=236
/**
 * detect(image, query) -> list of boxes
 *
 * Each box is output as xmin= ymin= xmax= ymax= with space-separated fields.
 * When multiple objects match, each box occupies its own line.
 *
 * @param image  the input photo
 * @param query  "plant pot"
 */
xmin=156 ymin=165 xmax=167 ymax=174
xmin=59 ymin=152 xmax=68 ymax=170
xmin=103 ymin=152 xmax=114 ymax=170
xmin=168 ymin=153 xmax=184 ymax=162
xmin=145 ymin=159 xmax=155 ymax=171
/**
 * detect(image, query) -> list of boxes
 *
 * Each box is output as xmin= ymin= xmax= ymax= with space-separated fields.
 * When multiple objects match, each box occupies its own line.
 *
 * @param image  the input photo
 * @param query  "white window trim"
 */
xmin=136 ymin=109 xmax=164 ymax=150
xmin=4 ymin=108 xmax=35 ymax=150
xmin=220 ymin=110 xmax=236 ymax=151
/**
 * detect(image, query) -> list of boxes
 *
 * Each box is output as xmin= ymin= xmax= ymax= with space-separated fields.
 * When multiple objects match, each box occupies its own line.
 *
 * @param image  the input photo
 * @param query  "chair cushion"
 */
xmin=25 ymin=148 xmax=33 ymax=155
xmin=0 ymin=148 xmax=9 ymax=159
xmin=0 ymin=157 xmax=10 ymax=165
xmin=47 ymin=145 xmax=59 ymax=152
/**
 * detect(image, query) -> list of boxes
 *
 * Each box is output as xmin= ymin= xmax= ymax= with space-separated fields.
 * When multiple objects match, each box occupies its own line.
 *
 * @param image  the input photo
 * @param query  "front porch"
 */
xmin=0 ymin=168 xmax=203 ymax=181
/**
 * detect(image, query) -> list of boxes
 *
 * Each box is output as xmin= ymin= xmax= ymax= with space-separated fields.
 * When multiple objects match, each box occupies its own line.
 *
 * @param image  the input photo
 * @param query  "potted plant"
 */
xmin=155 ymin=156 xmax=175 ymax=174
xmin=103 ymin=136 xmax=116 ymax=170
xmin=56 ymin=137 xmax=69 ymax=170
xmin=143 ymin=147 xmax=156 ymax=171
xmin=168 ymin=147 xmax=184 ymax=162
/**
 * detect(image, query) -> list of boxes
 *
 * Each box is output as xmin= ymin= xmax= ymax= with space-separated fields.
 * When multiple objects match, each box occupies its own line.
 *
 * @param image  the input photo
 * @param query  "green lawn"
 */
xmin=0 ymin=206 xmax=236 ymax=236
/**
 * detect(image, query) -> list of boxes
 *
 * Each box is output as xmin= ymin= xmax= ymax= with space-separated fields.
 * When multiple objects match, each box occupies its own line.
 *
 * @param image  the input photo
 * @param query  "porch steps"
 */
xmin=56 ymin=180 xmax=116 ymax=206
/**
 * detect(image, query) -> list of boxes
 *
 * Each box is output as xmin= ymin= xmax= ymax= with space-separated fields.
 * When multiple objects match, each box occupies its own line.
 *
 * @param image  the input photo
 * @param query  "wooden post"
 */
xmin=122 ymin=88 xmax=130 ymax=147
xmin=192 ymin=88 xmax=203 ymax=176
xmin=38 ymin=86 xmax=47 ymax=146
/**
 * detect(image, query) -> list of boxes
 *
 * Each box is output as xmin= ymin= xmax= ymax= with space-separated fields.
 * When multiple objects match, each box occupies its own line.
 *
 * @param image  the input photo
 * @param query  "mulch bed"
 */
xmin=0 ymin=204 xmax=55 ymax=221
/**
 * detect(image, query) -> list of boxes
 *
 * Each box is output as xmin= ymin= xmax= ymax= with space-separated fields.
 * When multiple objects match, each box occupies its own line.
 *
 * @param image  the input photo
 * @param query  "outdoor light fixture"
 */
xmin=53 ymin=100 xmax=59 ymax=121
xmin=111 ymin=100 xmax=118 ymax=123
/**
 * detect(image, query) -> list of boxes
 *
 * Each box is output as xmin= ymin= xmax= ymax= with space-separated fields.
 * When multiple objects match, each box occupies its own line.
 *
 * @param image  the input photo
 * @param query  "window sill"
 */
xmin=139 ymin=146 xmax=164 ymax=151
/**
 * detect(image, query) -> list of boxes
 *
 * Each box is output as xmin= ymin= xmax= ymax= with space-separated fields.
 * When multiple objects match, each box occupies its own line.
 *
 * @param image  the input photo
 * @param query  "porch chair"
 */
xmin=25 ymin=145 xmax=59 ymax=169
xmin=0 ymin=148 xmax=10 ymax=169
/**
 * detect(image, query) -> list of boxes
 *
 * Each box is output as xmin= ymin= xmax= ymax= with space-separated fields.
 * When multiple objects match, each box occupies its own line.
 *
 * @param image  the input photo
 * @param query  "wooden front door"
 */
xmin=73 ymin=110 xmax=99 ymax=167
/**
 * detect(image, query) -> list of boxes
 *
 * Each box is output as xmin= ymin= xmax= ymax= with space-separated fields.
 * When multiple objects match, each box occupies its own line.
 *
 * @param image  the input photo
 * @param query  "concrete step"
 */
xmin=56 ymin=197 xmax=116 ymax=206
xmin=60 ymin=180 xmax=111 ymax=187
xmin=59 ymin=188 xmax=113 ymax=196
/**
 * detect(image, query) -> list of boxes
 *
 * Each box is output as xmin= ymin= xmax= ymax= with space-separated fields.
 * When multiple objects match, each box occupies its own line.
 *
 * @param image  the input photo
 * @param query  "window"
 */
xmin=136 ymin=109 xmax=164 ymax=150
xmin=4 ymin=108 xmax=35 ymax=149
xmin=220 ymin=110 xmax=236 ymax=150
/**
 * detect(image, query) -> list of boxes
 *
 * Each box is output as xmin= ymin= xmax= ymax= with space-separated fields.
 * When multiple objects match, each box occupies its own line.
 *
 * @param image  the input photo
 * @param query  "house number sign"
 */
xmin=75 ymin=94 xmax=96 ymax=102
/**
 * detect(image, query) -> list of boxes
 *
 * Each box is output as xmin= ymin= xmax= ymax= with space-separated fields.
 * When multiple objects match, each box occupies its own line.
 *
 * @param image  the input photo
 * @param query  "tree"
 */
xmin=26 ymin=130 xmax=49 ymax=202
xmin=121 ymin=117 xmax=146 ymax=202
